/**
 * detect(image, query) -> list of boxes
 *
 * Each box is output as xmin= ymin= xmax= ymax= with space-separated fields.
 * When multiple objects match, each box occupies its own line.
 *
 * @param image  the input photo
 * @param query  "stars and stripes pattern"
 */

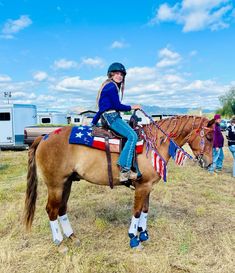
xmin=69 ymin=125 xmax=144 ymax=154
xmin=175 ymin=148 xmax=187 ymax=166
xmin=151 ymin=150 xmax=167 ymax=182
xmin=169 ymin=139 xmax=188 ymax=166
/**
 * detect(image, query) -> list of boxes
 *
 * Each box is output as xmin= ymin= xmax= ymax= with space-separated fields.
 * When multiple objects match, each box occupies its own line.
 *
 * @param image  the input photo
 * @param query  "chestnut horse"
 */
xmin=24 ymin=115 xmax=214 ymax=251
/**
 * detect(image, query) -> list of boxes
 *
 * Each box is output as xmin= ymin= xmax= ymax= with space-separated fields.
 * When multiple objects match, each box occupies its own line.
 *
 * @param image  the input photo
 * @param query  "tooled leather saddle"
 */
xmin=91 ymin=112 xmax=143 ymax=189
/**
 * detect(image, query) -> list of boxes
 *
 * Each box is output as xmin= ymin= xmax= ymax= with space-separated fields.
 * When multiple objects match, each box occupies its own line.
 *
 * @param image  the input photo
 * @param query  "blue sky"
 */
xmin=0 ymin=0 xmax=235 ymax=112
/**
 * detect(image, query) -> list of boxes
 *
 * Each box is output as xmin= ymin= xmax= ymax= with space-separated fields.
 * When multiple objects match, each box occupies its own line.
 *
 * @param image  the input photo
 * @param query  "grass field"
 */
xmin=0 ymin=145 xmax=234 ymax=273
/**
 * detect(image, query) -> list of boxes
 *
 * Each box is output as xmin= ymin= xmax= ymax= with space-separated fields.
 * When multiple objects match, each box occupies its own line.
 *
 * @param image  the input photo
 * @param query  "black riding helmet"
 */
xmin=107 ymin=62 xmax=126 ymax=76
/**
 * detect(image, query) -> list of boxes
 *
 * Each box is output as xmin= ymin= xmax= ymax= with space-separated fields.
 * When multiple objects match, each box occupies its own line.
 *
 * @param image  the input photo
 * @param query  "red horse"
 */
xmin=24 ymin=115 xmax=214 ymax=252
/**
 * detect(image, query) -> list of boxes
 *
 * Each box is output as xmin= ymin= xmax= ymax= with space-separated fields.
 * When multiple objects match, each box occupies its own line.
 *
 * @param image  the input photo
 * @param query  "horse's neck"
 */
xmin=163 ymin=116 xmax=207 ymax=146
xmin=144 ymin=116 xmax=206 ymax=147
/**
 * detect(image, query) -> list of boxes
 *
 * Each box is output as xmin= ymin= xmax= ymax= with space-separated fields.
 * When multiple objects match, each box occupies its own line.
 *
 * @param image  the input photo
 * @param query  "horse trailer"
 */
xmin=37 ymin=111 xmax=68 ymax=125
xmin=0 ymin=104 xmax=37 ymax=148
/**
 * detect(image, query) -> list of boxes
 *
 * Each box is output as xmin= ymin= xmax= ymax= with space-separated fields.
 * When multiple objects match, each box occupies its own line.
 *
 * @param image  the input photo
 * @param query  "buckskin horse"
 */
xmin=24 ymin=115 xmax=214 ymax=252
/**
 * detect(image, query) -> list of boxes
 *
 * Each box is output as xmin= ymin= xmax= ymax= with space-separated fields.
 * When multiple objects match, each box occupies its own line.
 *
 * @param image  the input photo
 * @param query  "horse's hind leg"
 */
xmin=58 ymin=179 xmax=80 ymax=246
xmin=46 ymin=185 xmax=64 ymax=246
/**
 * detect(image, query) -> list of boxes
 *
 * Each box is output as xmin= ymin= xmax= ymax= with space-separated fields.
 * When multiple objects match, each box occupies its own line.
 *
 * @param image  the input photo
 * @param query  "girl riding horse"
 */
xmin=92 ymin=62 xmax=141 ymax=184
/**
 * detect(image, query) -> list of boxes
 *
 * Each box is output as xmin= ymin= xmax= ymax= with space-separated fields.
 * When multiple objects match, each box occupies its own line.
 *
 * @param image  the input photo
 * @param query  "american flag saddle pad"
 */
xmin=69 ymin=125 xmax=144 ymax=154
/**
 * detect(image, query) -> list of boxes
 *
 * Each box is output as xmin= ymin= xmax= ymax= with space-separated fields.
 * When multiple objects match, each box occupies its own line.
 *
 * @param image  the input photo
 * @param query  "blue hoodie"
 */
xmin=92 ymin=81 xmax=131 ymax=125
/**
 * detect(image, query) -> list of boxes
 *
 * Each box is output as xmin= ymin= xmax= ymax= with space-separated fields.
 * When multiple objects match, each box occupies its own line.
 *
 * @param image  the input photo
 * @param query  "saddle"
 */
xmin=91 ymin=111 xmax=143 ymax=189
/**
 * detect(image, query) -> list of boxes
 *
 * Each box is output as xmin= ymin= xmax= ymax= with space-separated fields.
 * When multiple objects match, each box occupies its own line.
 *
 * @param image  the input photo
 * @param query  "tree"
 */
xmin=217 ymin=87 xmax=235 ymax=117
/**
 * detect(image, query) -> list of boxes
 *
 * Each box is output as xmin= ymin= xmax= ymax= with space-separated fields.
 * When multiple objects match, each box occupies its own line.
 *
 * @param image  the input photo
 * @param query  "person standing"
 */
xmin=208 ymin=114 xmax=224 ymax=174
xmin=227 ymin=116 xmax=235 ymax=177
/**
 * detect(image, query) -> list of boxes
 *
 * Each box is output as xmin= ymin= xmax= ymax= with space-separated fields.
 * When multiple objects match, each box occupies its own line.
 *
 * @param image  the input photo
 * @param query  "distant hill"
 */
xmin=141 ymin=105 xmax=214 ymax=115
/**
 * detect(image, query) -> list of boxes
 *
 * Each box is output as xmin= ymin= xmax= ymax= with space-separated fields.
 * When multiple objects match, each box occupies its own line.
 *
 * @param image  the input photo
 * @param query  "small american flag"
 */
xmin=151 ymin=150 xmax=167 ymax=182
xmin=175 ymin=148 xmax=187 ymax=166
xmin=169 ymin=139 xmax=188 ymax=166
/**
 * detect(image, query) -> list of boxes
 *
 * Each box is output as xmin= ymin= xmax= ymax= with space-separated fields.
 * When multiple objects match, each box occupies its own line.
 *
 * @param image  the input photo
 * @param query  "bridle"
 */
xmin=185 ymin=125 xmax=213 ymax=165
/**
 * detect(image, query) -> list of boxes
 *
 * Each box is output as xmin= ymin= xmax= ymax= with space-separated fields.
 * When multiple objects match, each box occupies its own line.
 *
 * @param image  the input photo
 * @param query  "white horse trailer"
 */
xmin=0 ymin=104 xmax=37 ymax=148
xmin=37 ymin=111 xmax=68 ymax=125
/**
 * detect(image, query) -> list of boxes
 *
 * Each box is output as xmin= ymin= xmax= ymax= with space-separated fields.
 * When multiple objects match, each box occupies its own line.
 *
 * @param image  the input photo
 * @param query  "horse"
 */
xmin=23 ymin=115 xmax=214 ymax=251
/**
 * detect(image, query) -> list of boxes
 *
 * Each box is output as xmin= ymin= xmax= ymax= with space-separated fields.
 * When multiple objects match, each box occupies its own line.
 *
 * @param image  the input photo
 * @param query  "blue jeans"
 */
xmin=208 ymin=147 xmax=224 ymax=172
xmin=228 ymin=145 xmax=235 ymax=177
xmin=102 ymin=112 xmax=138 ymax=170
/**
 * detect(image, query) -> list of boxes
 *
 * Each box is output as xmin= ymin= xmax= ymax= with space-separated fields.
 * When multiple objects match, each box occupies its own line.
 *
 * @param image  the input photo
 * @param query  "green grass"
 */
xmin=0 ymin=146 xmax=234 ymax=273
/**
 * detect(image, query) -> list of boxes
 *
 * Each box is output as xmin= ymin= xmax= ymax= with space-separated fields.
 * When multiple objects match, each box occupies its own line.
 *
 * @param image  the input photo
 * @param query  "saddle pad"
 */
xmin=69 ymin=126 xmax=144 ymax=154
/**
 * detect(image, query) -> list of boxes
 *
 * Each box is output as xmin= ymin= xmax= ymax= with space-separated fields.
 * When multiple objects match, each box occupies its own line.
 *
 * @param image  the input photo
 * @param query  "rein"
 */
xmin=139 ymin=109 xmax=193 ymax=160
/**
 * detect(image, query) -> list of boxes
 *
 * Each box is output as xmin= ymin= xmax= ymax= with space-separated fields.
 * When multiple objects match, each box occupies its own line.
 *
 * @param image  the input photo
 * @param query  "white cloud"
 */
xmin=1 ymin=15 xmax=32 ymax=38
xmin=110 ymin=41 xmax=128 ymax=49
xmin=0 ymin=74 xmax=12 ymax=82
xmin=53 ymin=76 xmax=105 ymax=92
xmin=163 ymin=74 xmax=185 ymax=83
xmin=12 ymin=91 xmax=36 ymax=99
xmin=156 ymin=3 xmax=178 ymax=21
xmin=81 ymin=57 xmax=105 ymax=68
xmin=33 ymin=71 xmax=48 ymax=81
xmin=0 ymin=62 xmax=230 ymax=111
xmin=157 ymin=48 xmax=181 ymax=68
xmin=53 ymin=58 xmax=78 ymax=70
xmin=126 ymin=67 xmax=157 ymax=82
xmin=152 ymin=0 xmax=234 ymax=32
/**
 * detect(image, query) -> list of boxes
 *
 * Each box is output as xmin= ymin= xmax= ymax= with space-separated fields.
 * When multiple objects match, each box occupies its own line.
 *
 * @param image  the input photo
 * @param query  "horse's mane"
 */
xmin=141 ymin=115 xmax=210 ymax=139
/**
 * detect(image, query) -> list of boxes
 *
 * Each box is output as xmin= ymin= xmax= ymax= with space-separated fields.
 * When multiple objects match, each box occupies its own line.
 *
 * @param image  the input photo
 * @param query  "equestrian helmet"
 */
xmin=107 ymin=62 xmax=126 ymax=76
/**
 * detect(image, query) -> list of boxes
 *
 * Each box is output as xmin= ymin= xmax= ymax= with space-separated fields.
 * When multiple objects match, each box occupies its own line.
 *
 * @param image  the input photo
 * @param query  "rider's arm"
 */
xmin=106 ymin=83 xmax=131 ymax=112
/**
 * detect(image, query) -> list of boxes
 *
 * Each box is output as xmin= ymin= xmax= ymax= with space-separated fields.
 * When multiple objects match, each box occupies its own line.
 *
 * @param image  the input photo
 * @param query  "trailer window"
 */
xmin=74 ymin=118 xmax=80 ymax=122
xmin=41 ymin=118 xmax=51 ymax=124
xmin=0 ymin=112 xmax=10 ymax=121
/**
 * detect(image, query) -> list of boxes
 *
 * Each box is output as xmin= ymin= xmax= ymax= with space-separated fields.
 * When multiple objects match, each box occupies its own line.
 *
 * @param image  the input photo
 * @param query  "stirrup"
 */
xmin=121 ymin=179 xmax=135 ymax=190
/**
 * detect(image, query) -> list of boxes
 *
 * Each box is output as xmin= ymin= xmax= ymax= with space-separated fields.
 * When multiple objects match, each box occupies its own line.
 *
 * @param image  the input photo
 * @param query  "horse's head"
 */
xmin=187 ymin=118 xmax=214 ymax=169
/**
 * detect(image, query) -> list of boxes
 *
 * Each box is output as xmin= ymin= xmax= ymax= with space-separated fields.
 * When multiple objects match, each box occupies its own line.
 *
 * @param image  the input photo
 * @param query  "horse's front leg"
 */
xmin=128 ymin=182 xmax=152 ymax=248
xmin=138 ymin=193 xmax=150 ymax=243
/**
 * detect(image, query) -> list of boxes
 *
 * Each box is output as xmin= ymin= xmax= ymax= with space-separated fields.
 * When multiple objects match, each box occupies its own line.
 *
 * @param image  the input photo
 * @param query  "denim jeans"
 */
xmin=102 ymin=112 xmax=138 ymax=170
xmin=228 ymin=145 xmax=235 ymax=177
xmin=208 ymin=147 xmax=224 ymax=173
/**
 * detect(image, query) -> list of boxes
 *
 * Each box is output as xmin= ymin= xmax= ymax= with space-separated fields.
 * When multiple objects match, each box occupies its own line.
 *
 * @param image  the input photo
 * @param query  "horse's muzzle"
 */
xmin=196 ymin=155 xmax=210 ymax=169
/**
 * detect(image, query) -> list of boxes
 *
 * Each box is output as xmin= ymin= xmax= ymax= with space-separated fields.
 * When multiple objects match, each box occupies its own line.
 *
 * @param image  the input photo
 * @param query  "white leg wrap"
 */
xmin=138 ymin=212 xmax=148 ymax=231
xmin=50 ymin=220 xmax=63 ymax=245
xmin=59 ymin=214 xmax=74 ymax=238
xmin=128 ymin=216 xmax=139 ymax=236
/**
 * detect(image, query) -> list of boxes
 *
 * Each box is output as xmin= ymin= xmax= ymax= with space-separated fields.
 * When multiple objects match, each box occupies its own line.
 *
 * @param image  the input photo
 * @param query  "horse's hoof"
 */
xmin=129 ymin=234 xmax=140 ymax=248
xmin=69 ymin=234 xmax=80 ymax=247
xmin=58 ymin=244 xmax=69 ymax=254
xmin=132 ymin=242 xmax=144 ymax=251
xmin=139 ymin=230 xmax=149 ymax=242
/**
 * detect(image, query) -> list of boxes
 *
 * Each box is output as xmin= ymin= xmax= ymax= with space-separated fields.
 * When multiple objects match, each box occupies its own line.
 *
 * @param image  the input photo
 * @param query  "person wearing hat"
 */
xmin=227 ymin=116 xmax=235 ymax=177
xmin=92 ymin=62 xmax=141 ymax=183
xmin=208 ymin=114 xmax=224 ymax=174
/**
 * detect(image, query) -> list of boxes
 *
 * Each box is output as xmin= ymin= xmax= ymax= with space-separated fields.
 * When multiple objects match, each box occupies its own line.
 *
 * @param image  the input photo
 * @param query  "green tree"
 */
xmin=217 ymin=87 xmax=235 ymax=117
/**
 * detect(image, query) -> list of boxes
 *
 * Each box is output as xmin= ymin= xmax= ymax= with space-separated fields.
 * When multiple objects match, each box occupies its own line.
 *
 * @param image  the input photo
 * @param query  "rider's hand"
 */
xmin=131 ymin=104 xmax=141 ymax=110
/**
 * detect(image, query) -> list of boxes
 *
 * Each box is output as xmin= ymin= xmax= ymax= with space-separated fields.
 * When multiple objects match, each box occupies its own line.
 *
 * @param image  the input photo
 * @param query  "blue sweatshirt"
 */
xmin=92 ymin=81 xmax=131 ymax=125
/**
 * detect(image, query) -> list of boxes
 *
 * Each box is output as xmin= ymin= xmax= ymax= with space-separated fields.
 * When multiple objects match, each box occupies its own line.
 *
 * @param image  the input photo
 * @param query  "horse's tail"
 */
xmin=23 ymin=136 xmax=43 ymax=231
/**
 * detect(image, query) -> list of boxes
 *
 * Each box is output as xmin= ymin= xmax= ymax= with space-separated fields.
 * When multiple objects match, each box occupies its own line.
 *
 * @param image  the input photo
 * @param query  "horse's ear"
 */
xmin=207 ymin=118 xmax=215 ymax=128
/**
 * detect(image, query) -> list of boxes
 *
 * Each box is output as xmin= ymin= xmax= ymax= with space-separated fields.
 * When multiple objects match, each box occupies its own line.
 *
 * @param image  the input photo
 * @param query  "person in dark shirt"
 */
xmin=208 ymin=114 xmax=224 ymax=174
xmin=92 ymin=62 xmax=141 ymax=183
xmin=227 ymin=116 xmax=235 ymax=177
